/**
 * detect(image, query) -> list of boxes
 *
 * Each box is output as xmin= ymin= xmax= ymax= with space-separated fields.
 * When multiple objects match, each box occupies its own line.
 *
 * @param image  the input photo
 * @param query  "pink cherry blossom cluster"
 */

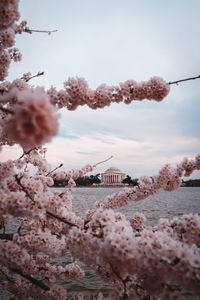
xmin=105 ymin=154 xmax=200 ymax=209
xmin=14 ymin=20 xmax=32 ymax=35
xmin=0 ymin=0 xmax=20 ymax=31
xmin=0 ymin=148 xmax=200 ymax=299
xmin=47 ymin=76 xmax=170 ymax=111
xmin=0 ymin=84 xmax=59 ymax=150
xmin=67 ymin=206 xmax=200 ymax=299
xmin=53 ymin=164 xmax=93 ymax=181
xmin=0 ymin=1 xmax=200 ymax=299
xmin=129 ymin=212 xmax=146 ymax=232
xmin=155 ymin=213 xmax=200 ymax=247
xmin=0 ymin=0 xmax=21 ymax=81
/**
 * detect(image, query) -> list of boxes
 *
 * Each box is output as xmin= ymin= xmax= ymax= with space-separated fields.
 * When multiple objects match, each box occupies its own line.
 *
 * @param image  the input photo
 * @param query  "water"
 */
xmin=51 ymin=187 xmax=200 ymax=298
xmin=71 ymin=186 xmax=200 ymax=225
xmin=1 ymin=187 xmax=200 ymax=299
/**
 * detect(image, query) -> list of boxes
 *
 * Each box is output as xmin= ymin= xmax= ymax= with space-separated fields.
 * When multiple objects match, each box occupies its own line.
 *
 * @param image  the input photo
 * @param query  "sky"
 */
xmin=1 ymin=0 xmax=200 ymax=179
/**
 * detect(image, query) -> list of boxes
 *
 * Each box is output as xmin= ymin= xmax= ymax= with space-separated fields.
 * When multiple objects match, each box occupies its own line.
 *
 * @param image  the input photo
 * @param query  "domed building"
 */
xmin=101 ymin=167 xmax=126 ymax=185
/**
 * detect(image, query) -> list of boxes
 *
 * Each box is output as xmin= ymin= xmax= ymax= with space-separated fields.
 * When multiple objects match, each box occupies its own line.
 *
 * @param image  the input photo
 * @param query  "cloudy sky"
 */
xmin=1 ymin=0 xmax=200 ymax=178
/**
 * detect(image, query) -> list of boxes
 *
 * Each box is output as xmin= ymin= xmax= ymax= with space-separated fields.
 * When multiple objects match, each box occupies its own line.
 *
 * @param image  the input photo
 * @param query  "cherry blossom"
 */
xmin=0 ymin=1 xmax=200 ymax=299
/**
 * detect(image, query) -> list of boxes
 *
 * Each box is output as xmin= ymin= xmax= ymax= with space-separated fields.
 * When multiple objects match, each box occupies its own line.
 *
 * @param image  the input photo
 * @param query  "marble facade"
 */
xmin=101 ymin=167 xmax=126 ymax=185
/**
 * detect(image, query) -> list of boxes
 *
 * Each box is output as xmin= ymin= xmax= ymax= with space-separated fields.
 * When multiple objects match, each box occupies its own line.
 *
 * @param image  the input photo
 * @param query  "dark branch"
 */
xmin=110 ymin=263 xmax=128 ymax=299
xmin=15 ymin=175 xmax=35 ymax=203
xmin=25 ymin=28 xmax=58 ymax=35
xmin=168 ymin=74 xmax=200 ymax=85
xmin=0 ymin=233 xmax=13 ymax=240
xmin=0 ymin=106 xmax=14 ymax=114
xmin=19 ymin=147 xmax=38 ymax=159
xmin=0 ymin=88 xmax=8 ymax=94
xmin=15 ymin=175 xmax=79 ymax=228
xmin=21 ymin=71 xmax=44 ymax=82
xmin=10 ymin=268 xmax=50 ymax=291
xmin=46 ymin=211 xmax=79 ymax=228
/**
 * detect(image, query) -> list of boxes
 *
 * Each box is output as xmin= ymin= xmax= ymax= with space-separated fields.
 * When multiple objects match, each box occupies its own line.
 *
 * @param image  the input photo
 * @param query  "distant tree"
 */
xmin=89 ymin=173 xmax=101 ymax=184
xmin=123 ymin=175 xmax=138 ymax=186
xmin=53 ymin=178 xmax=68 ymax=187
xmin=76 ymin=174 xmax=101 ymax=186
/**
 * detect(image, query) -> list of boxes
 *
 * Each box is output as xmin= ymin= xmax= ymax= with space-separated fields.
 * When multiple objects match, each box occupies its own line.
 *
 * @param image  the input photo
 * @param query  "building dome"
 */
xmin=101 ymin=167 xmax=126 ymax=185
xmin=105 ymin=167 xmax=121 ymax=172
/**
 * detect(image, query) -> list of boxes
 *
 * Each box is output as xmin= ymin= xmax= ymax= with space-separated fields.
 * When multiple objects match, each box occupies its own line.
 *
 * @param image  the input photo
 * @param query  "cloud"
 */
xmin=3 ymin=0 xmax=200 ymax=180
xmin=44 ymin=134 xmax=200 ymax=178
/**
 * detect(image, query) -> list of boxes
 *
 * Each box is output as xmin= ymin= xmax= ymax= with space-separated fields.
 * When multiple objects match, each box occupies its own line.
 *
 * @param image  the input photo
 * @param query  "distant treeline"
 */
xmin=53 ymin=174 xmax=139 ymax=187
xmin=122 ymin=175 xmax=138 ymax=186
xmin=182 ymin=179 xmax=200 ymax=187
xmin=53 ymin=174 xmax=101 ymax=187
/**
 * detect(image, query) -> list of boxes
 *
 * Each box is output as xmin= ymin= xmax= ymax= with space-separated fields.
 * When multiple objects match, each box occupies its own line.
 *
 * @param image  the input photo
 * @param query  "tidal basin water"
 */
xmin=2 ymin=187 xmax=200 ymax=299
xmin=53 ymin=187 xmax=200 ymax=298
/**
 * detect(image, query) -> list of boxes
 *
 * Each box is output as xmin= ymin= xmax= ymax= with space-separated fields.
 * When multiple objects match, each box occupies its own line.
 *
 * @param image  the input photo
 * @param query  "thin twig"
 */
xmin=25 ymin=29 xmax=58 ymax=35
xmin=21 ymin=71 xmax=44 ymax=82
xmin=46 ymin=211 xmax=79 ymax=228
xmin=17 ymin=226 xmax=26 ymax=237
xmin=15 ymin=175 xmax=35 ymax=203
xmin=46 ymin=163 xmax=63 ymax=176
xmin=93 ymin=155 xmax=113 ymax=168
xmin=168 ymin=74 xmax=200 ymax=85
xmin=19 ymin=147 xmax=38 ymax=159
xmin=110 ymin=263 xmax=128 ymax=299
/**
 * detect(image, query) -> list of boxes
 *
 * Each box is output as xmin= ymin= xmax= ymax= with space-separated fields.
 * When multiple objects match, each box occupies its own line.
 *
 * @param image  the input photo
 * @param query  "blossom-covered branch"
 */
xmin=104 ymin=155 xmax=200 ymax=209
xmin=0 ymin=1 xmax=200 ymax=299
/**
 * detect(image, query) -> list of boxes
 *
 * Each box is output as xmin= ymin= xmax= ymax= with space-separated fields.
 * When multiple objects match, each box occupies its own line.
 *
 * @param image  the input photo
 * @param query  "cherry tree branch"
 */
xmin=15 ymin=175 xmax=35 ymax=203
xmin=110 ymin=263 xmax=128 ymax=299
xmin=21 ymin=71 xmax=44 ymax=82
xmin=19 ymin=147 xmax=38 ymax=159
xmin=93 ymin=155 xmax=113 ymax=167
xmin=46 ymin=211 xmax=79 ymax=228
xmin=46 ymin=163 xmax=63 ymax=176
xmin=15 ymin=175 xmax=79 ymax=228
xmin=10 ymin=268 xmax=50 ymax=291
xmin=168 ymin=74 xmax=200 ymax=85
xmin=25 ymin=29 xmax=58 ymax=35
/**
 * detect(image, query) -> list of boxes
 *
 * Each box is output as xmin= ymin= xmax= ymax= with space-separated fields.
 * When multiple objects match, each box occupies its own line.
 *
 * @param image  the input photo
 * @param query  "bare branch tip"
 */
xmin=93 ymin=155 xmax=114 ymax=168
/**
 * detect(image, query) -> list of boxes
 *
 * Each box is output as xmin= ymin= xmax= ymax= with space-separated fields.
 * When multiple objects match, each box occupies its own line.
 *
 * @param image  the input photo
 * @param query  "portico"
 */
xmin=101 ymin=167 xmax=126 ymax=185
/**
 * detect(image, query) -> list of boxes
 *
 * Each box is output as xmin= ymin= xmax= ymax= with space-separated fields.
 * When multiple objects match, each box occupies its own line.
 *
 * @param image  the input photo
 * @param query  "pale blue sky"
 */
xmin=2 ymin=0 xmax=200 ymax=178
